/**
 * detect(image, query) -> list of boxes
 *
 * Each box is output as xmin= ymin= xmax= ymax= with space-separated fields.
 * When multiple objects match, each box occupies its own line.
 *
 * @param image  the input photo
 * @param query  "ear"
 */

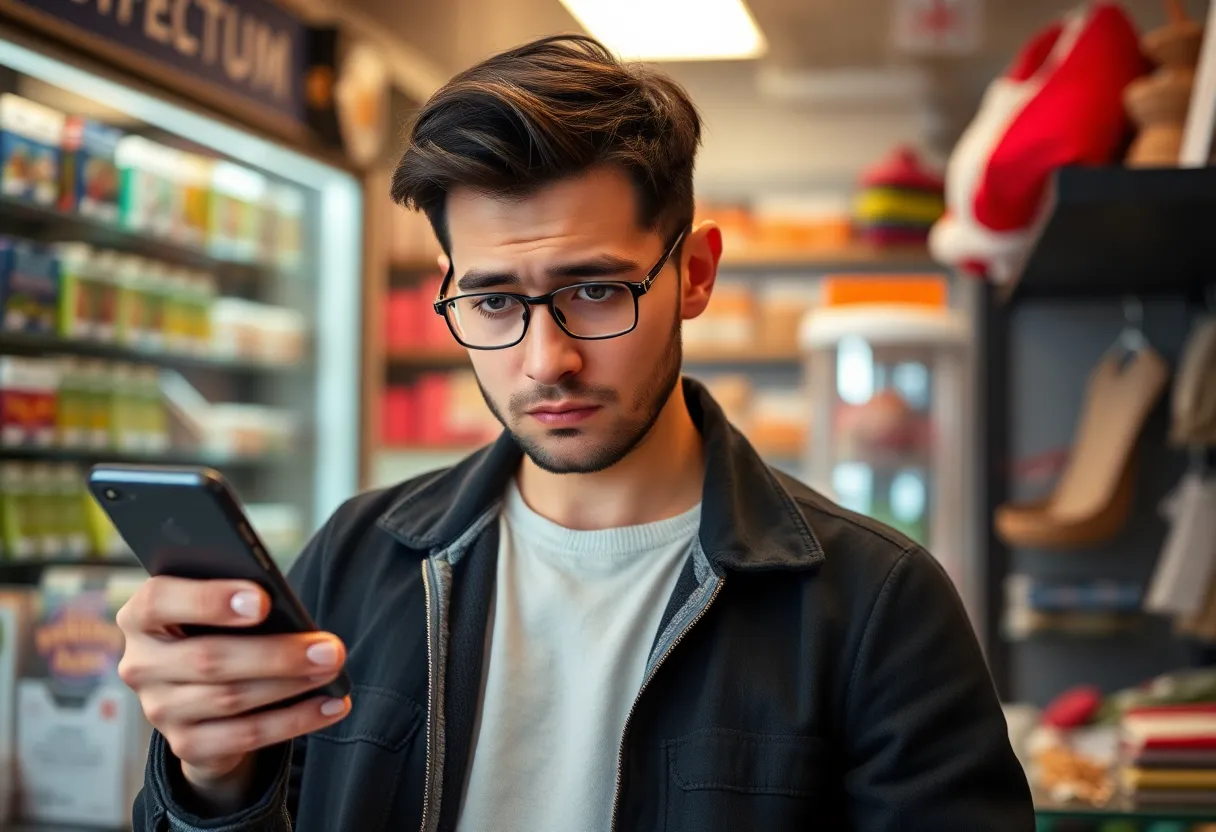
xmin=679 ymin=221 xmax=722 ymax=321
xmin=436 ymin=252 xmax=450 ymax=274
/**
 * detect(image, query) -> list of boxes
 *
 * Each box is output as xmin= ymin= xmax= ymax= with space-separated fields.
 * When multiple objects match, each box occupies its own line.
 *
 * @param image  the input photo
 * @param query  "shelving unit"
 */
xmin=367 ymin=218 xmax=944 ymax=488
xmin=1006 ymin=166 xmax=1216 ymax=302
xmin=982 ymin=164 xmax=1216 ymax=824
xmin=0 ymin=330 xmax=305 ymax=374
xmin=0 ymin=194 xmax=267 ymax=279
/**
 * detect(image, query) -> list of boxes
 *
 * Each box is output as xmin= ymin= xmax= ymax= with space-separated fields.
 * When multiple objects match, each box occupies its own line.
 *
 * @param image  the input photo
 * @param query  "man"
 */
xmin=118 ymin=34 xmax=1034 ymax=832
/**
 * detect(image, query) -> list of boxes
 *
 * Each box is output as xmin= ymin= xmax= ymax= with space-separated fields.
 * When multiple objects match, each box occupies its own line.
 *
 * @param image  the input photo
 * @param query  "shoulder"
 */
xmin=318 ymin=465 xmax=459 ymax=551
xmin=770 ymin=468 xmax=947 ymax=595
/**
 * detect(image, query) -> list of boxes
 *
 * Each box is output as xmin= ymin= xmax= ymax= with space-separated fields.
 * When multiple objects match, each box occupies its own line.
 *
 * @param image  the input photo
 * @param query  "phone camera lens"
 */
xmin=103 ymin=488 xmax=121 ymax=501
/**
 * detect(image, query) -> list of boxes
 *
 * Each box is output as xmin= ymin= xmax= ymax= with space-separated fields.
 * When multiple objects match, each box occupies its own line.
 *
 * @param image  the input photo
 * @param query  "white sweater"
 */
xmin=455 ymin=481 xmax=701 ymax=832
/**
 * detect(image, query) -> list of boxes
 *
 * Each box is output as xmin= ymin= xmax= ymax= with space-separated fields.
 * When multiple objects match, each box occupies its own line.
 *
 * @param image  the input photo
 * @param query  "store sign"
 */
xmin=891 ymin=0 xmax=982 ymax=56
xmin=6 ymin=0 xmax=307 ymax=124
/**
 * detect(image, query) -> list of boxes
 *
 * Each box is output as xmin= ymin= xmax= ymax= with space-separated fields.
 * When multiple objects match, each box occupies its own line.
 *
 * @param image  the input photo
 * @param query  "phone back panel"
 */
xmin=86 ymin=464 xmax=315 ymax=638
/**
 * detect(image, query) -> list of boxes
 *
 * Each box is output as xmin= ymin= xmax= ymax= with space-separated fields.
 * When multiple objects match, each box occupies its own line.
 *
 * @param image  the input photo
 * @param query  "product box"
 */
xmin=209 ymin=161 xmax=267 ymax=263
xmin=0 ymin=357 xmax=59 ymax=448
xmin=59 ymin=117 xmax=122 ymax=223
xmin=0 ymin=236 xmax=61 ymax=334
xmin=0 ymin=95 xmax=64 ymax=206
xmin=15 ymin=566 xmax=150 ymax=827
xmin=116 ymin=136 xmax=178 ymax=240
xmin=0 ymin=588 xmax=36 ymax=826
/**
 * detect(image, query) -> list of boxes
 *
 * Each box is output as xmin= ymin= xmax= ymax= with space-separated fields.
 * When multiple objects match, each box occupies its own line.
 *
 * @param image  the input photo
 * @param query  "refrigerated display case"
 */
xmin=799 ymin=294 xmax=977 ymax=626
xmin=0 ymin=30 xmax=363 ymax=573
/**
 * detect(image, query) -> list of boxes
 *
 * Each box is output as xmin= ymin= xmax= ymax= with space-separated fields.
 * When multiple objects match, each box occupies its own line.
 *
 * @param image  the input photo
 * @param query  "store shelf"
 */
xmin=0 ymin=330 xmax=304 ymax=373
xmin=0 ymin=445 xmax=286 ymax=468
xmin=0 ymin=195 xmax=266 ymax=277
xmin=718 ymin=242 xmax=938 ymax=272
xmin=1009 ymin=166 xmax=1216 ymax=302
xmin=1035 ymin=794 xmax=1216 ymax=822
xmin=0 ymin=556 xmax=142 ymax=584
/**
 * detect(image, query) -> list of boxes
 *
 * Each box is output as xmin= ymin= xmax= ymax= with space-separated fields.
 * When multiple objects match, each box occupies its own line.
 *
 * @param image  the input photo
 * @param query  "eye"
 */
xmin=473 ymin=294 xmax=514 ymax=313
xmin=574 ymin=284 xmax=620 ymax=302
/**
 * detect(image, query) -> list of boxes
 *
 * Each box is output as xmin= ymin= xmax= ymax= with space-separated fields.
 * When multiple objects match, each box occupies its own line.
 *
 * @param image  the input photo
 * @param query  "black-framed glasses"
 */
xmin=432 ymin=230 xmax=686 ymax=350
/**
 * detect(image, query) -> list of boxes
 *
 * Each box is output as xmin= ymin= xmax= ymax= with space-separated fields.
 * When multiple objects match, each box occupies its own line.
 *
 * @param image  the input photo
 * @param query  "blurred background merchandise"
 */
xmin=0 ymin=0 xmax=1212 ymax=829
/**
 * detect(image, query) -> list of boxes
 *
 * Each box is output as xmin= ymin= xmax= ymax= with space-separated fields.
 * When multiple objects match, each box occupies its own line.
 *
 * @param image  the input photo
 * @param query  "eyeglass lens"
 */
xmin=446 ymin=283 xmax=637 ymax=347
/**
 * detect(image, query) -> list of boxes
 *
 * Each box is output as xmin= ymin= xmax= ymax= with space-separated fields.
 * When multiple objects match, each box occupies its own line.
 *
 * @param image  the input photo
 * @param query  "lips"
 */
xmin=527 ymin=402 xmax=601 ymax=426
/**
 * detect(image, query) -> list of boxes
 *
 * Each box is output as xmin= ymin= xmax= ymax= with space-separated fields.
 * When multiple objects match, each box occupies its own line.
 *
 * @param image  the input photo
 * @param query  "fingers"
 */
xmin=118 ymin=631 xmax=346 ymax=687
xmin=166 ymin=694 xmax=352 ymax=764
xmin=117 ymin=577 xmax=270 ymax=634
xmin=143 ymin=673 xmax=345 ymax=724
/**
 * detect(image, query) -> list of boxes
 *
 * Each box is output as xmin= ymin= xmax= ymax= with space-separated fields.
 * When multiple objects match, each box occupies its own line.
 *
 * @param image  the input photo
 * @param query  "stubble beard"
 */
xmin=478 ymin=317 xmax=684 ymax=475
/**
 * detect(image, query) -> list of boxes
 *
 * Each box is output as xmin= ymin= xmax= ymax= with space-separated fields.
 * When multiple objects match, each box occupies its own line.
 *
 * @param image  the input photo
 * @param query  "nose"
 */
xmin=521 ymin=305 xmax=583 ymax=386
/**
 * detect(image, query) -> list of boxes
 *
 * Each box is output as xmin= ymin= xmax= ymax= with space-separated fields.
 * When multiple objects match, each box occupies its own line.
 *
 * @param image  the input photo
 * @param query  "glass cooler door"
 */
xmin=0 ymin=34 xmax=363 ymax=570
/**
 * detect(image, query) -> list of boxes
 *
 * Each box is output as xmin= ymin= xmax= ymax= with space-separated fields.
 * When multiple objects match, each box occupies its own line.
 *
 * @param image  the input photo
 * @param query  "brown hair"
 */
xmin=390 ymin=34 xmax=703 ymax=254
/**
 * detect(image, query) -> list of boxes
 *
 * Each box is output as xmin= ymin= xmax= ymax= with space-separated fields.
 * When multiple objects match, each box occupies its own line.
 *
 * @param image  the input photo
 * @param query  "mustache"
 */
xmin=510 ymin=380 xmax=619 ymax=413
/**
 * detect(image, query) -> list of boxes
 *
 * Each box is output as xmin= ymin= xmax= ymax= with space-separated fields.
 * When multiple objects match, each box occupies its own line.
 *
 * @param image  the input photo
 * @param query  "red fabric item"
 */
xmin=973 ymin=3 xmax=1147 ymax=232
xmin=928 ymin=2 xmax=1148 ymax=285
xmin=1042 ymin=685 xmax=1104 ymax=729
xmin=1007 ymin=22 xmax=1064 ymax=82
xmin=860 ymin=145 xmax=944 ymax=191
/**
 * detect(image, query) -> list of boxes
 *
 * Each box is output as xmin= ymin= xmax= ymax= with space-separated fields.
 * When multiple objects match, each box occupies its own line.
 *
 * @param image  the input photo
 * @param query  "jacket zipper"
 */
xmin=419 ymin=559 xmax=438 ymax=832
xmin=608 ymin=577 xmax=725 ymax=832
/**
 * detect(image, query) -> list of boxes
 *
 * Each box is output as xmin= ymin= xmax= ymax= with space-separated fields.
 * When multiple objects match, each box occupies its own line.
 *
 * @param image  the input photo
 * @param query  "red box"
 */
xmin=415 ymin=373 xmax=450 ymax=446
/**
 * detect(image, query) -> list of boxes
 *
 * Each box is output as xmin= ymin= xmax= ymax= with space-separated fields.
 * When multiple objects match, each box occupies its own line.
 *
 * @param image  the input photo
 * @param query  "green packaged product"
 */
xmin=28 ymin=463 xmax=60 ymax=557
xmin=0 ymin=463 xmax=35 ymax=560
xmin=55 ymin=465 xmax=89 ymax=558
xmin=55 ymin=357 xmax=88 ymax=449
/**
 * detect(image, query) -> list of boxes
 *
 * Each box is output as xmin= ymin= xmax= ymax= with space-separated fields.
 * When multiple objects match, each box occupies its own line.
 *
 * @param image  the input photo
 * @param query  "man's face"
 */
xmin=443 ymin=166 xmax=687 ymax=474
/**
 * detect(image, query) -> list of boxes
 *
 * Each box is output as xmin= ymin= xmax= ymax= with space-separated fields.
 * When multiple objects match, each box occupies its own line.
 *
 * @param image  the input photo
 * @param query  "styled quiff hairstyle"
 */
xmin=390 ymin=34 xmax=703 ymax=255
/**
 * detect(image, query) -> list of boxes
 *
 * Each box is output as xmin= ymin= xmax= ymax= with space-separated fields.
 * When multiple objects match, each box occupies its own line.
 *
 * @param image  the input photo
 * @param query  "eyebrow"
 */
xmin=455 ymin=253 xmax=641 ymax=292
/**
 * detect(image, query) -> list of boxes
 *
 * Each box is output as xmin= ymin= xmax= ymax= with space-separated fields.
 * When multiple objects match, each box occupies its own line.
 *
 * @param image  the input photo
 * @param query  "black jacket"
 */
xmin=134 ymin=378 xmax=1034 ymax=832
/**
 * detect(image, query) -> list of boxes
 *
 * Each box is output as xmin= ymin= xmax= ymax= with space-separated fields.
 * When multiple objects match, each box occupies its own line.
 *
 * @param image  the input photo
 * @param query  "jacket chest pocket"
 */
xmin=663 ymin=728 xmax=825 ymax=832
xmin=302 ymin=685 xmax=426 ymax=832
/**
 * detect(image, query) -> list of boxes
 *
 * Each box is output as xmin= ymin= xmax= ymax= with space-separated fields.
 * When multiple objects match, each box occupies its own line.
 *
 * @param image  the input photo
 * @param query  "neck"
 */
xmin=516 ymin=381 xmax=705 ymax=530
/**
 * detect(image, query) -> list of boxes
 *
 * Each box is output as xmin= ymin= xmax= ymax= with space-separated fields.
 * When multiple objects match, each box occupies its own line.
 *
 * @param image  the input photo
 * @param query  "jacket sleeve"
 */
xmin=842 ymin=546 xmax=1035 ymax=831
xmin=130 ymin=514 xmax=335 ymax=832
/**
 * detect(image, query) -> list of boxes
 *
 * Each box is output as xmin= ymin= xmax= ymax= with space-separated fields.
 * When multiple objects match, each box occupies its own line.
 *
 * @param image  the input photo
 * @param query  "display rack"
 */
xmin=0 ymin=34 xmax=364 ymax=587
xmin=982 ymin=164 xmax=1216 ymax=824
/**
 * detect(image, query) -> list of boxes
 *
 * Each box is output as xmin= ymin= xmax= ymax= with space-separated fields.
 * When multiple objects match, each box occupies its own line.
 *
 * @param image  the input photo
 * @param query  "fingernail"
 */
xmin=320 ymin=698 xmax=347 ymax=717
xmin=230 ymin=591 xmax=262 ymax=619
xmin=306 ymin=640 xmax=340 ymax=666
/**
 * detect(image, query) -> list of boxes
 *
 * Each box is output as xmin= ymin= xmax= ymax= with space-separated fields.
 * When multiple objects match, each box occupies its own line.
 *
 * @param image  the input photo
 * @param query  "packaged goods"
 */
xmin=55 ymin=357 xmax=87 ymax=449
xmin=16 ymin=567 xmax=151 ymax=827
xmin=54 ymin=464 xmax=90 ymax=558
xmin=0 ymin=357 xmax=58 ymax=447
xmin=134 ymin=365 xmax=168 ymax=453
xmin=54 ymin=243 xmax=118 ymax=341
xmin=177 ymin=152 xmax=213 ymax=248
xmin=0 ymin=463 xmax=37 ymax=560
xmin=0 ymin=95 xmax=63 ymax=206
xmin=115 ymin=136 xmax=178 ymax=239
xmin=58 ymin=117 xmax=122 ymax=223
xmin=81 ymin=360 xmax=112 ymax=449
xmin=0 ymin=236 xmax=61 ymax=334
xmin=209 ymin=161 xmax=267 ymax=263
xmin=209 ymin=296 xmax=304 ymax=363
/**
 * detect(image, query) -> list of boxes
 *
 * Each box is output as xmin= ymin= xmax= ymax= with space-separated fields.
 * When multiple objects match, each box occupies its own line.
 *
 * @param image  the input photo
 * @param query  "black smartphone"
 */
xmin=86 ymin=463 xmax=351 ymax=702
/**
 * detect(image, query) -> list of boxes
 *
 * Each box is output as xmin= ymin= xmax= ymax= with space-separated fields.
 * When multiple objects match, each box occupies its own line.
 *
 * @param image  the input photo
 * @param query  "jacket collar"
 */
xmin=377 ymin=376 xmax=824 ymax=571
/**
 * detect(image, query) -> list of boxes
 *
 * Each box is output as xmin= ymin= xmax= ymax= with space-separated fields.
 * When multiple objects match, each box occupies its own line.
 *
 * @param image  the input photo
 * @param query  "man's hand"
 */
xmin=116 ymin=576 xmax=352 ymax=810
